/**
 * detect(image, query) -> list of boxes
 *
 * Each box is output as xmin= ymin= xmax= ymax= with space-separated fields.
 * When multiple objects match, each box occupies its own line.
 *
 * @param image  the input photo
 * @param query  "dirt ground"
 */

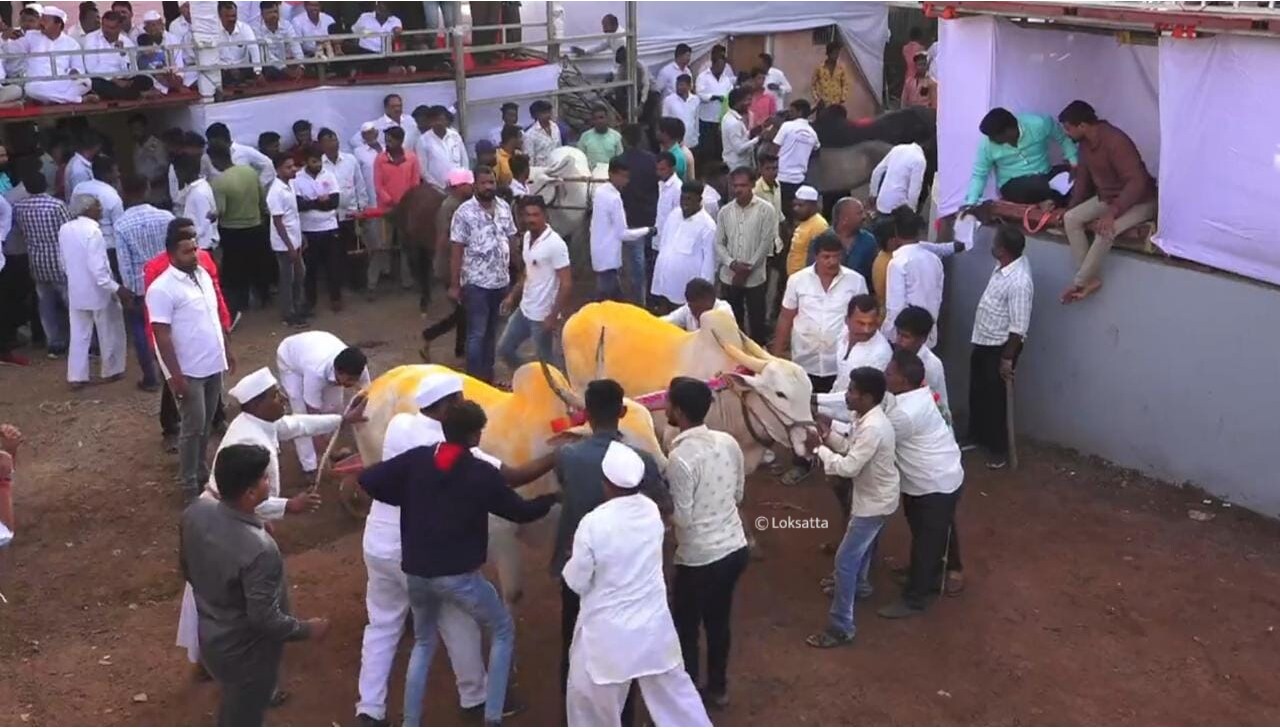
xmin=3 ymin=288 xmax=1280 ymax=727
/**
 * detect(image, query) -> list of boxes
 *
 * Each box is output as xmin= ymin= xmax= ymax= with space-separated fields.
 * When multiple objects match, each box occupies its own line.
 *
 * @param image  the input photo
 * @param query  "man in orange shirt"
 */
xmin=373 ymin=126 xmax=422 ymax=210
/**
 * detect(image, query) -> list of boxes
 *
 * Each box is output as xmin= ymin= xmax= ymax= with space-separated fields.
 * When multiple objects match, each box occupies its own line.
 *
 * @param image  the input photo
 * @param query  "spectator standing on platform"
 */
xmin=115 ymin=173 xmax=172 ymax=391
xmin=83 ymin=10 xmax=157 ymax=100
xmin=715 ymin=167 xmax=777 ymax=343
xmin=21 ymin=7 xmax=96 ymax=105
xmin=351 ymin=2 xmax=403 ymax=70
xmin=774 ymin=100 xmax=821 ymax=221
xmin=661 ymin=74 xmax=701 ymax=157
xmin=294 ymin=146 xmax=344 ymax=314
xmin=523 ymin=100 xmax=562 ymax=167
xmin=578 ymin=107 xmax=624 ymax=168
xmin=208 ymin=143 xmax=265 ymax=323
xmin=214 ymin=1 xmax=262 ymax=87
xmin=449 ymin=166 xmax=516 ymax=383
xmin=13 ymin=172 xmax=71 ymax=358
xmin=590 ymin=158 xmax=653 ymax=304
xmin=759 ymin=53 xmax=792 ymax=108
xmin=255 ymin=1 xmax=305 ymax=81
xmin=655 ymin=43 xmax=694 ymax=98
xmin=292 ymin=1 xmax=336 ymax=57
xmin=968 ymin=225 xmax=1033 ymax=471
xmin=61 ymin=194 xmax=130 ymax=389
xmin=811 ymin=41 xmax=848 ymax=109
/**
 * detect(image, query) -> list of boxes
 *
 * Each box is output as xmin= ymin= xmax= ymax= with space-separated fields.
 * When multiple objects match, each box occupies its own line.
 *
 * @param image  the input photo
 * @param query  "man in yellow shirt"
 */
xmin=811 ymin=41 xmax=848 ymax=109
xmin=786 ymin=186 xmax=829 ymax=275
xmin=495 ymin=125 xmax=523 ymax=187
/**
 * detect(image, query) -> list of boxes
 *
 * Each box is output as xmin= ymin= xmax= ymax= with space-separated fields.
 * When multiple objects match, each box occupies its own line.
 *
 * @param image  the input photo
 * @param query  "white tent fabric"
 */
xmin=1156 ymin=35 xmax=1280 ymax=286
xmin=523 ymin=1 xmax=889 ymax=101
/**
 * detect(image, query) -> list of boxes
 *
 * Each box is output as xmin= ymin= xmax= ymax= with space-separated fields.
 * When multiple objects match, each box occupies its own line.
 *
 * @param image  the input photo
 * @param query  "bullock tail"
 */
xmin=309 ymin=393 xmax=364 ymax=494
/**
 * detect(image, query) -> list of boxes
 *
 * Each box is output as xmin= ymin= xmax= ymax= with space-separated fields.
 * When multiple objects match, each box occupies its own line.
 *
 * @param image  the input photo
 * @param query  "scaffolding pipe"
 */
xmin=625 ymin=0 xmax=639 ymax=123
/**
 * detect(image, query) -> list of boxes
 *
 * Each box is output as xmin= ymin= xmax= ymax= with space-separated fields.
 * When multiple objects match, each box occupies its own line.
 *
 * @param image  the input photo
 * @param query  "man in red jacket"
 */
xmin=144 ymin=218 xmax=233 ymax=451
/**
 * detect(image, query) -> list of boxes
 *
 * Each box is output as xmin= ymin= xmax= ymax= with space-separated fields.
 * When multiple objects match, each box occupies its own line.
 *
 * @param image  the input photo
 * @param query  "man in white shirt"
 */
xmin=869 ymin=140 xmax=928 ymax=215
xmin=652 ymin=151 xmax=682 ymax=252
xmin=352 ymin=2 xmax=402 ymax=58
xmin=147 ymin=224 xmax=234 ymax=497
xmin=893 ymin=305 xmax=951 ymax=425
xmin=569 ymin=12 xmax=623 ymax=58
xmin=806 ymin=366 xmax=899 ymax=647
xmin=655 ymin=43 xmax=693 ymax=98
xmin=70 ymin=155 xmax=125 ymax=255
xmin=523 ymin=99 xmax=562 ymax=167
xmin=21 ymin=7 xmax=96 ymax=105
xmin=352 ymin=93 xmax=419 ymax=152
xmin=169 ymin=2 xmax=191 ymax=37
xmin=290 ymin=1 xmax=336 ymax=57
xmin=415 ymin=104 xmax=470 ymax=192
xmin=813 ymin=294 xmax=892 ymax=425
xmin=651 ymin=181 xmax=716 ymax=310
xmin=497 ymin=196 xmax=571 ymax=374
xmin=266 ymin=156 xmax=305 ymax=326
xmin=202 ymin=123 xmax=276 ymax=189
xmin=214 ymin=2 xmax=262 ymax=87
xmin=487 ymin=102 xmax=520 ymax=147
xmin=882 ymin=208 xmax=944 ymax=347
xmin=173 ymin=155 xmax=218 ymax=252
xmin=293 ymin=147 xmax=345 ymax=313
xmin=254 ymin=0 xmax=304 ymax=81
xmin=662 ymin=278 xmax=733 ymax=332
xmin=276 ymin=330 xmax=370 ymax=475
xmin=175 ymin=367 xmax=353 ymax=669
xmin=665 ymin=378 xmax=749 ymax=708
xmin=60 ymin=195 xmax=131 ymax=388
xmin=773 ymin=99 xmax=821 ymax=221
xmin=759 ymin=52 xmax=792 ymax=108
xmin=880 ymin=349 xmax=965 ymax=619
xmin=590 ymin=158 xmax=653 ymax=304
xmin=65 ymin=135 xmax=102 ymax=198
xmin=660 ymin=74 xmax=701 ymax=151
xmin=83 ymin=9 xmax=158 ymax=100
xmin=721 ymin=88 xmax=760 ymax=173
xmin=694 ymin=55 xmax=735 ymax=165
xmin=563 ymin=441 xmax=712 ymax=728
xmin=319 ymin=127 xmax=367 ymax=291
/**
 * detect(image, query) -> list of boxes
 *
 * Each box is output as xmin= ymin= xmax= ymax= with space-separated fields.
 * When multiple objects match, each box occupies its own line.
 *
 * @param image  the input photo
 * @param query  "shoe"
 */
xmin=877 ymin=599 xmax=926 ymax=619
xmin=945 ymin=570 xmax=966 ymax=597
xmin=268 ymin=689 xmax=289 ymax=708
xmin=0 ymin=351 xmax=30 ymax=366
xmin=46 ymin=349 xmax=65 ymax=360
xmin=701 ymin=688 xmax=730 ymax=709
xmin=230 ymin=311 xmax=244 ymax=332
xmin=986 ymin=458 xmax=1008 ymax=470
xmin=137 ymin=379 xmax=161 ymax=392
xmin=355 ymin=713 xmax=388 ymax=727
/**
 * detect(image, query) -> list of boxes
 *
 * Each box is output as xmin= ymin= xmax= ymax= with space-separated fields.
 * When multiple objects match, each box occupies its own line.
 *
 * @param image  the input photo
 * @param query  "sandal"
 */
xmin=805 ymin=628 xmax=853 ymax=649
xmin=819 ymin=573 xmax=836 ymax=589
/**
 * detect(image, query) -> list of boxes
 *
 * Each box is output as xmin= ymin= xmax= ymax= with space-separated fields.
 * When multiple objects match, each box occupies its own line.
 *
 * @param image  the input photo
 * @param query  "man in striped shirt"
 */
xmin=13 ymin=172 xmax=71 ymax=358
xmin=116 ymin=173 xmax=175 ymax=391
xmin=968 ymin=224 xmax=1034 ymax=470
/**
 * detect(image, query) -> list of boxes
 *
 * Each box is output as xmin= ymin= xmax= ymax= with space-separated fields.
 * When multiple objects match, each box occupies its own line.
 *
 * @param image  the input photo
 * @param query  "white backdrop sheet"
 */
xmin=187 ymin=65 xmax=560 ymax=151
xmin=936 ymin=16 xmax=1159 ymax=215
xmin=521 ymin=1 xmax=888 ymax=101
xmin=1156 ymin=35 xmax=1280 ymax=286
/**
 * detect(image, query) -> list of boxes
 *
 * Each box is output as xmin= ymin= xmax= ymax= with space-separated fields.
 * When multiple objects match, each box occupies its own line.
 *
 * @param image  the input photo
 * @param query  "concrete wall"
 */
xmin=938 ymin=228 xmax=1280 ymax=515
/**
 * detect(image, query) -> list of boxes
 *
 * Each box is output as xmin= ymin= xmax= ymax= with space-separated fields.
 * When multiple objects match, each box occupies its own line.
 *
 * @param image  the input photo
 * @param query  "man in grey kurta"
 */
xmin=179 ymin=443 xmax=328 ymax=726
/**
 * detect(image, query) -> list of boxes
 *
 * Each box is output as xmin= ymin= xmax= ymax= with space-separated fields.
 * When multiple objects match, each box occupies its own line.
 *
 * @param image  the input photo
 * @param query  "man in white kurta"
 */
xmin=59 ymin=196 xmax=128 ymax=386
xmin=276 ymin=331 xmax=371 ymax=473
xmin=175 ymin=367 xmax=353 ymax=665
xmin=356 ymin=374 xmax=488 ymax=724
xmin=22 ymin=8 xmax=95 ymax=105
xmin=651 ymin=183 xmax=716 ymax=307
xmin=563 ymin=442 xmax=711 ymax=728
xmin=814 ymin=295 xmax=894 ymax=424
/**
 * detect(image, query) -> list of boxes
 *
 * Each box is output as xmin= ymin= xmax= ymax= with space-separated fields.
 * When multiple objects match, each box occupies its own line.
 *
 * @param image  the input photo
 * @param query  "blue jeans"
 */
xmin=35 ymin=280 xmax=69 ymax=354
xmin=404 ymin=571 xmax=515 ymax=726
xmin=595 ymin=269 xmax=621 ymax=301
xmin=124 ymin=304 xmax=159 ymax=385
xmin=497 ymin=308 xmax=558 ymax=371
xmin=829 ymin=514 xmax=888 ymax=638
xmin=462 ymin=284 xmax=507 ymax=383
xmin=621 ymin=237 xmax=647 ymax=306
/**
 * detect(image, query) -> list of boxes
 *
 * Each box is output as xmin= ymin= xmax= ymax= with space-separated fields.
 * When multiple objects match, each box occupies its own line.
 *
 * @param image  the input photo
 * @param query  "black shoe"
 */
xmin=355 ymin=714 xmax=388 ymax=727
xmin=878 ymin=599 xmax=927 ymax=619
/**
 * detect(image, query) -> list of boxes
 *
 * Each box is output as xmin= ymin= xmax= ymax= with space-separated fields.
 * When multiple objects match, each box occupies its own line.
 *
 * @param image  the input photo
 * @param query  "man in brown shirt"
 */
xmin=1057 ymin=100 xmax=1156 ymax=303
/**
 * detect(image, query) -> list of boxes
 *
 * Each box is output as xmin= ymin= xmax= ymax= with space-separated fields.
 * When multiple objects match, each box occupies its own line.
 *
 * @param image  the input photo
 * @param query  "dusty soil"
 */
xmin=2 ymin=288 xmax=1280 ymax=727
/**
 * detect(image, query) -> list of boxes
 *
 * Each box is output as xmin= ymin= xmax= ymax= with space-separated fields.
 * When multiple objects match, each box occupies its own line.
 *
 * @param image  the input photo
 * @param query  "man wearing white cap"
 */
xmin=356 ymin=373 xmax=560 ymax=725
xmin=137 ymin=9 xmax=194 ymax=94
xmin=784 ymin=185 xmax=828 ymax=276
xmin=21 ymin=6 xmax=98 ymax=105
xmin=176 ymin=366 xmax=367 ymax=673
xmin=275 ymin=331 xmax=371 ymax=475
xmin=563 ymin=441 xmax=711 ymax=727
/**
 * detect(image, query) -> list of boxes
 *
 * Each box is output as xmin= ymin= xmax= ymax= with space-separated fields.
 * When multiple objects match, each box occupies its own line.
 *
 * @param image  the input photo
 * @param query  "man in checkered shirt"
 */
xmin=116 ymin=173 xmax=175 ymax=391
xmin=12 ymin=172 xmax=71 ymax=359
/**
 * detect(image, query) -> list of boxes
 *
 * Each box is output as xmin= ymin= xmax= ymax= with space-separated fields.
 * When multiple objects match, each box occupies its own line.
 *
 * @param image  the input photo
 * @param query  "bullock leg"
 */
xmin=488 ymin=515 xmax=524 ymax=604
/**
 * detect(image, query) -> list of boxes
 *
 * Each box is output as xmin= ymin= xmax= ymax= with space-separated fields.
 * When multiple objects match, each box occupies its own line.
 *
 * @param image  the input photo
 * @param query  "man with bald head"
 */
xmin=60 ymin=194 xmax=131 ymax=388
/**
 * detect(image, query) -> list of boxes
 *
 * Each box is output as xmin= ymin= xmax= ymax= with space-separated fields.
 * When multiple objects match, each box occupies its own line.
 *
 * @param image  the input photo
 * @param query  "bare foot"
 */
xmin=1076 ymin=279 xmax=1103 ymax=301
xmin=1060 ymin=284 xmax=1085 ymax=305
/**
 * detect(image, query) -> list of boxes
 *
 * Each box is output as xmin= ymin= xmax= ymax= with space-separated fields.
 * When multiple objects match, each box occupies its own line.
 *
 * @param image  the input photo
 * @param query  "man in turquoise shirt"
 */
xmin=964 ymin=108 xmax=1078 ymax=207
xmin=577 ymin=107 xmax=625 ymax=168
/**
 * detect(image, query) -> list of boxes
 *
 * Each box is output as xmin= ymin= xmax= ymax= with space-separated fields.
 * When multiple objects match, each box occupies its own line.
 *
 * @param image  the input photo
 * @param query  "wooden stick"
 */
xmin=1005 ymin=377 xmax=1019 ymax=471
xmin=309 ymin=396 xmax=361 ymax=494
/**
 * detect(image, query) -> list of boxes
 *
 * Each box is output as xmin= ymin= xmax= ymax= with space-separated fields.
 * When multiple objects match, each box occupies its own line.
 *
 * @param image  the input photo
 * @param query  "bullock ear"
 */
xmin=725 ymin=370 xmax=760 ymax=390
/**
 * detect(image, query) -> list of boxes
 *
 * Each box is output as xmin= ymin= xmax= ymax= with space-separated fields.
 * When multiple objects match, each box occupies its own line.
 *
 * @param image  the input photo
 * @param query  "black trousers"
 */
xmin=697 ymin=121 xmax=723 ymax=169
xmin=91 ymin=75 xmax=154 ymax=100
xmin=404 ymin=246 xmax=433 ymax=309
xmin=561 ymin=580 xmax=636 ymax=724
xmin=723 ymin=282 xmax=767 ymax=345
xmin=780 ymin=181 xmax=801 ymax=225
xmin=337 ymin=220 xmax=365 ymax=292
xmin=672 ymin=546 xmax=749 ymax=695
xmin=967 ymin=344 xmax=1009 ymax=457
xmin=421 ymin=301 xmax=466 ymax=359
xmin=999 ymin=164 xmax=1069 ymax=205
xmin=218 ymin=226 xmax=270 ymax=316
xmin=161 ymin=381 xmax=226 ymax=436
xmin=0 ymin=253 xmax=34 ymax=349
xmin=303 ymin=229 xmax=344 ymax=307
xmin=902 ymin=489 xmax=961 ymax=608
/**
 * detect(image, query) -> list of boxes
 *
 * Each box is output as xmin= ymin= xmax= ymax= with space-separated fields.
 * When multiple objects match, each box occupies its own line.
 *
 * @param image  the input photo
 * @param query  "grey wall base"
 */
xmin=939 ymin=228 xmax=1280 ymax=516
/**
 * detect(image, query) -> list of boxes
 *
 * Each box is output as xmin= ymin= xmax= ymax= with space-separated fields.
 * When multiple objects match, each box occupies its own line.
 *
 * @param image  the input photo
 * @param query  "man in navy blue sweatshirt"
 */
xmin=359 ymin=400 xmax=558 ymax=727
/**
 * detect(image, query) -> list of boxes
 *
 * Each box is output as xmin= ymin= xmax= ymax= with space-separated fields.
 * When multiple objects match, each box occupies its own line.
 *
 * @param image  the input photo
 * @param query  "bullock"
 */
xmin=561 ymin=302 xmax=815 ymax=473
xmin=349 ymin=361 xmax=665 ymax=602
xmin=528 ymin=146 xmax=602 ymax=270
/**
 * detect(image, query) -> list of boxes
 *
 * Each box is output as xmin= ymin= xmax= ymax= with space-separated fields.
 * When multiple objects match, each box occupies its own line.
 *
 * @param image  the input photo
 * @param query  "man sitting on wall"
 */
xmin=1056 ymin=100 xmax=1157 ymax=304
xmin=963 ymin=107 xmax=1078 ymax=208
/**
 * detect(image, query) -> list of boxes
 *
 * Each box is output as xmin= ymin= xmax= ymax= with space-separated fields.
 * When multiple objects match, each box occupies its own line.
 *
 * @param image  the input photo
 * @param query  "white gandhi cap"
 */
xmin=601 ymin=441 xmax=644 ymax=489
xmin=227 ymin=367 xmax=278 ymax=404
xmin=141 ymin=10 xmax=164 ymax=22
xmin=795 ymin=185 xmax=820 ymax=202
xmin=41 ymin=6 xmax=67 ymax=21
xmin=415 ymin=373 xmax=463 ymax=409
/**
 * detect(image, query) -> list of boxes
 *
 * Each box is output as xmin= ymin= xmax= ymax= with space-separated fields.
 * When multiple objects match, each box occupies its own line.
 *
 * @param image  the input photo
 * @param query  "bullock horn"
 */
xmin=540 ymin=358 xmax=585 ymax=411
xmin=712 ymin=330 xmax=770 ymax=373
xmin=595 ymin=328 xmax=606 ymax=381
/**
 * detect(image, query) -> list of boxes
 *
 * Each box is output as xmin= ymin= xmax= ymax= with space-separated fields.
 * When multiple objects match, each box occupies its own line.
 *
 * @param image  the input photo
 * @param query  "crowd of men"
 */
xmin=0 ymin=17 xmax=1057 ymax=728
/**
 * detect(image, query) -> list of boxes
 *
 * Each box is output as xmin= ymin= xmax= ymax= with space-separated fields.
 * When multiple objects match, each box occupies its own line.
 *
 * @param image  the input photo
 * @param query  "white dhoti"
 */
xmin=566 ymin=641 xmax=711 ymax=728
xmin=356 ymin=550 xmax=487 ymax=720
xmin=25 ymin=77 xmax=92 ymax=104
xmin=176 ymin=582 xmax=200 ymax=663
xmin=277 ymin=368 xmax=342 ymax=472
xmin=68 ymin=301 xmax=126 ymax=383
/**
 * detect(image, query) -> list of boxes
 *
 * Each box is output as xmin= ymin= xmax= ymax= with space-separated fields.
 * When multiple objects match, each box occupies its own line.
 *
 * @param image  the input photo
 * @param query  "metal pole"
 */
xmin=625 ymin=0 xmax=639 ymax=123
xmin=452 ymin=23 xmax=468 ymax=145
xmin=547 ymin=1 xmax=561 ymax=118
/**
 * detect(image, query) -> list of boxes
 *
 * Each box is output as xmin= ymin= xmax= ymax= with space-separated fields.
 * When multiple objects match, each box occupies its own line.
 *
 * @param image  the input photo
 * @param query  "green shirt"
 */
xmin=576 ymin=127 xmax=624 ymax=168
xmin=211 ymin=165 xmax=263 ymax=230
xmin=966 ymin=113 xmax=1079 ymax=205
